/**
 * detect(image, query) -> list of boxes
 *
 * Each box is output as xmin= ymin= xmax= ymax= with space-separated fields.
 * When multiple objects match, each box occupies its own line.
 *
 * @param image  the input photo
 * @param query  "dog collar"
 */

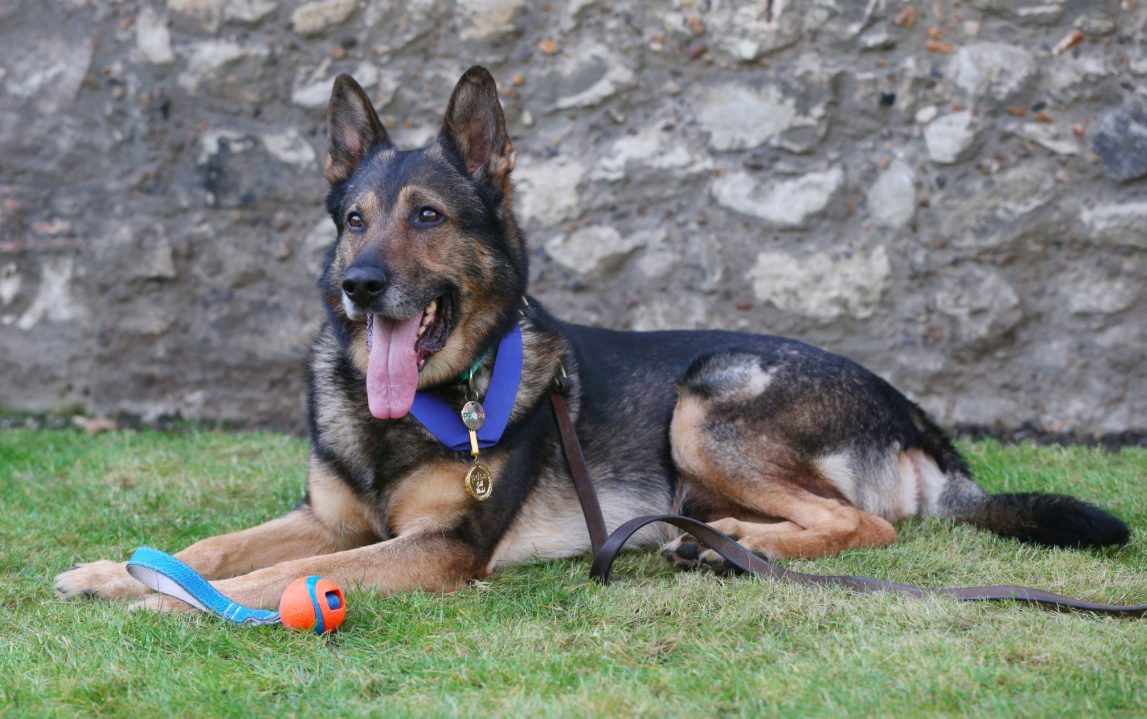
xmin=458 ymin=347 xmax=492 ymax=383
xmin=409 ymin=323 xmax=522 ymax=454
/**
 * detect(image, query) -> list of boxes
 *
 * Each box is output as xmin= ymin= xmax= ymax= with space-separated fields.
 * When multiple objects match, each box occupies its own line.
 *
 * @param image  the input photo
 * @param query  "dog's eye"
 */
xmin=417 ymin=207 xmax=443 ymax=224
xmin=346 ymin=213 xmax=363 ymax=230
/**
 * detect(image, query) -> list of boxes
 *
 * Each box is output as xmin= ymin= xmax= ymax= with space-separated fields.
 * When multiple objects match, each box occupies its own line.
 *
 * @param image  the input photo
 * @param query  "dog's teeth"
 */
xmin=417 ymin=325 xmax=426 ymax=336
xmin=427 ymin=300 xmax=437 ymax=315
xmin=422 ymin=312 xmax=434 ymax=327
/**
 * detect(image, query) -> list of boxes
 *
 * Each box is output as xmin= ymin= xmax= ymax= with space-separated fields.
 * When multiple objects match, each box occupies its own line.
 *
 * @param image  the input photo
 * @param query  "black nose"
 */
xmin=341 ymin=265 xmax=387 ymax=304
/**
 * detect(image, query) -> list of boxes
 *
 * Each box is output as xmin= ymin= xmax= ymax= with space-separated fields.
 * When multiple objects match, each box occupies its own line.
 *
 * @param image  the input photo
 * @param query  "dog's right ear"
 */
xmin=325 ymin=74 xmax=391 ymax=184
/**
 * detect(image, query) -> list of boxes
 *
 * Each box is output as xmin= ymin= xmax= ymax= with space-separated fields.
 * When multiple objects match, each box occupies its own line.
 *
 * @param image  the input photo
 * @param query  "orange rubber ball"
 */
xmin=279 ymin=576 xmax=346 ymax=634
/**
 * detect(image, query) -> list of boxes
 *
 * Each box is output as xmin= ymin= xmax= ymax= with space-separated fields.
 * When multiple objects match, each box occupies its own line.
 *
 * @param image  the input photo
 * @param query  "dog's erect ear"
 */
xmin=326 ymin=74 xmax=391 ymax=184
xmin=440 ymin=66 xmax=516 ymax=190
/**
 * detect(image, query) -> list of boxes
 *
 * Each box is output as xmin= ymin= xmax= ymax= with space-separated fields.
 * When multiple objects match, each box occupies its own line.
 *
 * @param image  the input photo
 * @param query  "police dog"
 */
xmin=56 ymin=67 xmax=1130 ymax=611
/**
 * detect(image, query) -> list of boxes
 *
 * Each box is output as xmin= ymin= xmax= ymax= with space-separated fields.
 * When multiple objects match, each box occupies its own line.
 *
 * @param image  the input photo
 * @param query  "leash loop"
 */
xmin=126 ymin=547 xmax=282 ymax=626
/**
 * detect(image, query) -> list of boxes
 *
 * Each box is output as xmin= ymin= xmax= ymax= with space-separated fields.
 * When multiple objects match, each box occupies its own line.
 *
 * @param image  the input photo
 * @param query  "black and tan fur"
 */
xmin=56 ymin=67 xmax=1130 ymax=611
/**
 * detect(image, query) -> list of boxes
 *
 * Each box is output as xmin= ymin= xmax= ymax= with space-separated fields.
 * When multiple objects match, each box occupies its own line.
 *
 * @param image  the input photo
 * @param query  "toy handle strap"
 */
xmin=126 ymin=546 xmax=281 ymax=626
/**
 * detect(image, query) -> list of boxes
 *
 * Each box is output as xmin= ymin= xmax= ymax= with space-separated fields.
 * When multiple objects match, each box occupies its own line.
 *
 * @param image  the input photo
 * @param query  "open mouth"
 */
xmin=363 ymin=296 xmax=453 ymax=420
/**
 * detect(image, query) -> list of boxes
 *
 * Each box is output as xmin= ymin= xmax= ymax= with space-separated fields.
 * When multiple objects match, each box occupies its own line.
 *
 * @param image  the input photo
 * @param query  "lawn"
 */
xmin=1 ymin=429 xmax=1145 ymax=718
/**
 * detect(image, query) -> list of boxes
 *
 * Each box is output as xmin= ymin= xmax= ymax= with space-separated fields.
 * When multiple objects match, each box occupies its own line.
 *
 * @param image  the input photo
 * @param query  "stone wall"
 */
xmin=1 ymin=0 xmax=1145 ymax=432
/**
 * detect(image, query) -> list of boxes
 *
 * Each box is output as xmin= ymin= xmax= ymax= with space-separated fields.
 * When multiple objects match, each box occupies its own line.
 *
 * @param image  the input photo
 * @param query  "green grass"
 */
xmin=1 ymin=430 xmax=1146 ymax=718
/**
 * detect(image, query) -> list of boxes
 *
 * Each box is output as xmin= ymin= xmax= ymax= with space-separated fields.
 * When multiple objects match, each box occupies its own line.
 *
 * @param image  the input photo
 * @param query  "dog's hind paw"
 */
xmin=660 ymin=535 xmax=742 ymax=576
xmin=54 ymin=560 xmax=151 ymax=601
xmin=129 ymin=593 xmax=197 ymax=614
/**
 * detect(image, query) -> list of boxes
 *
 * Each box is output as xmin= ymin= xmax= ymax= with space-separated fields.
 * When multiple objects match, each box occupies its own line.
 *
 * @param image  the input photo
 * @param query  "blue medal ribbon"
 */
xmin=408 ymin=323 xmax=522 ymax=451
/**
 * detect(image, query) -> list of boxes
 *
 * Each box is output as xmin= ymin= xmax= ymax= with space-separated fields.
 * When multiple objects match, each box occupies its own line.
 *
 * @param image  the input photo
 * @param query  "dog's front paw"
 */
xmin=129 ymin=593 xmax=198 ymax=614
xmin=54 ymin=560 xmax=151 ymax=601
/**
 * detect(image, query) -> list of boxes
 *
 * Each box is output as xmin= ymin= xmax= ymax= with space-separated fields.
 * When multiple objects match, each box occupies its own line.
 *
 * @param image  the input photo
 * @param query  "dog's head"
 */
xmin=318 ymin=66 xmax=528 ymax=420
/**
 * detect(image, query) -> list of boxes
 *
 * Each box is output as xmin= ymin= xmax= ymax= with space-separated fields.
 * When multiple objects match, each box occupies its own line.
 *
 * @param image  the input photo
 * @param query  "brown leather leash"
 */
xmin=550 ymin=385 xmax=609 ymax=551
xmin=549 ymin=380 xmax=1146 ymax=615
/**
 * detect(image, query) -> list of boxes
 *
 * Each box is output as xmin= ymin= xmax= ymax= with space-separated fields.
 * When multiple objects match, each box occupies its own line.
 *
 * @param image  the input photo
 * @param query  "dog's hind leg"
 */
xmin=663 ymin=504 xmax=896 ymax=572
xmin=662 ymin=354 xmax=897 ymax=568
xmin=55 ymin=456 xmax=380 ymax=601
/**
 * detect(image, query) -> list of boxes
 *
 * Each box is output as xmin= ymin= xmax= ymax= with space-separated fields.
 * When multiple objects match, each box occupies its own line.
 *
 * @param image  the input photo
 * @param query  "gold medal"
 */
xmin=461 ymin=390 xmax=492 ymax=500
xmin=465 ymin=461 xmax=493 ymax=500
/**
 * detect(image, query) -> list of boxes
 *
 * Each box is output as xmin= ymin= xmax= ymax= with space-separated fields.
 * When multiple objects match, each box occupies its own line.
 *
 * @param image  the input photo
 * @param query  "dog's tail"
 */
xmin=952 ymin=492 xmax=1131 ymax=548
xmin=908 ymin=405 xmax=1130 ymax=549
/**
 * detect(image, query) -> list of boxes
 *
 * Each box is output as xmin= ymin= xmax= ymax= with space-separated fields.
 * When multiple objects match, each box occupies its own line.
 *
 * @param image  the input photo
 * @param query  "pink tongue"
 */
xmin=366 ymin=313 xmax=423 ymax=419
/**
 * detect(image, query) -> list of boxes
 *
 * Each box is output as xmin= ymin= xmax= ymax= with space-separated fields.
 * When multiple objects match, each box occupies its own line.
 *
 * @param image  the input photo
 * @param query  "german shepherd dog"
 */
xmin=57 ymin=67 xmax=1130 ymax=611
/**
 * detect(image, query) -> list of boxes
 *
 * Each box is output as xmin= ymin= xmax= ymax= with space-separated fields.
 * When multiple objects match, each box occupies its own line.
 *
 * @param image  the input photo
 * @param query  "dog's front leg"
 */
xmin=54 ymin=507 xmax=365 ymax=602
xmin=55 ymin=456 xmax=379 ymax=602
xmin=132 ymin=531 xmax=485 ymax=613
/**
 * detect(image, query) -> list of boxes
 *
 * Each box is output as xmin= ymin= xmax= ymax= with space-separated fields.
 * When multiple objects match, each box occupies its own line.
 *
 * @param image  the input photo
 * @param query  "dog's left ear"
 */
xmin=440 ymin=66 xmax=516 ymax=192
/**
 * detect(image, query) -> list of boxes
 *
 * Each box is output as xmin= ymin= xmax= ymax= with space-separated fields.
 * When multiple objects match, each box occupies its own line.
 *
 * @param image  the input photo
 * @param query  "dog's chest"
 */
xmin=485 ymin=466 xmax=674 ymax=571
xmin=386 ymin=460 xmax=476 ymax=536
